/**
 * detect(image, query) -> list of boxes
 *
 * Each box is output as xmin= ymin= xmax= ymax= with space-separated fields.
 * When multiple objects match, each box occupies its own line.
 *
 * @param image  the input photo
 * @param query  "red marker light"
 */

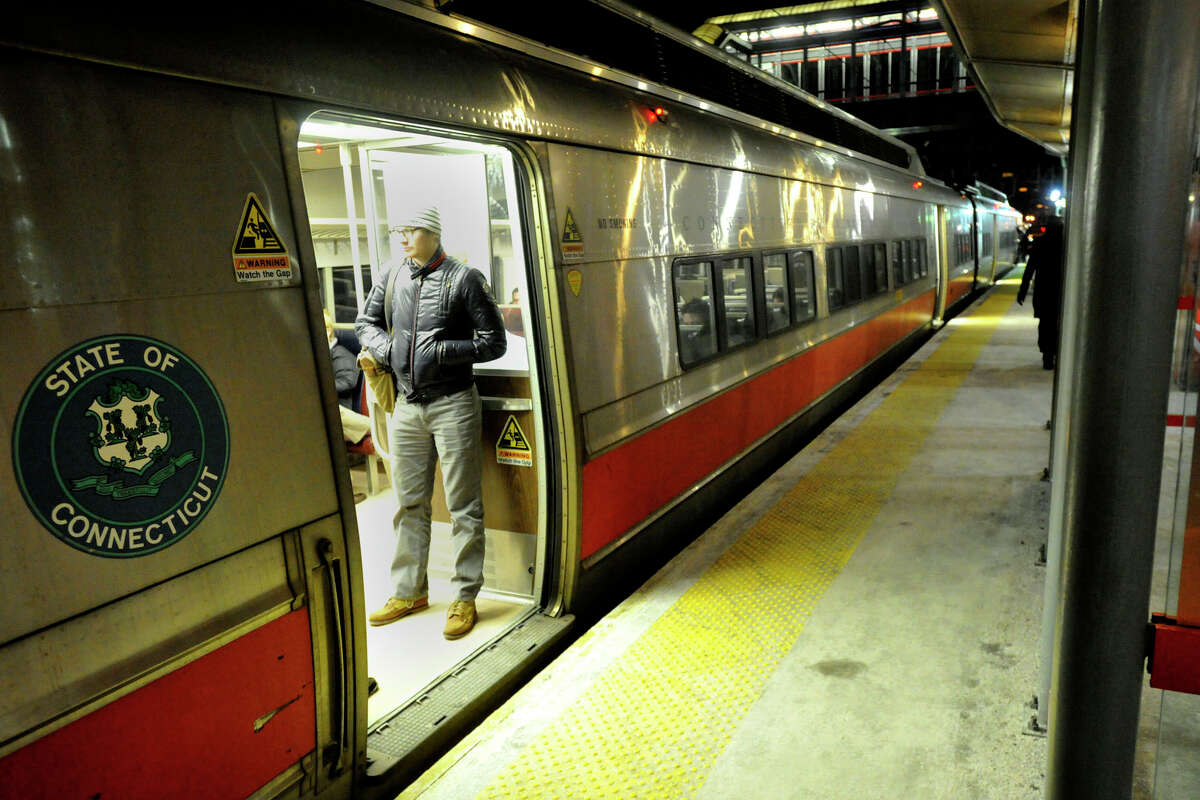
xmin=315 ymin=144 xmax=324 ymax=154
xmin=1040 ymin=226 xmax=1046 ymax=233
xmin=643 ymin=105 xmax=669 ymax=124
xmin=913 ymin=180 xmax=924 ymax=189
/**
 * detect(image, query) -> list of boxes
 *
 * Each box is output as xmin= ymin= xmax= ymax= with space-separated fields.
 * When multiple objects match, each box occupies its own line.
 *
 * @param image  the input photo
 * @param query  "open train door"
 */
xmin=288 ymin=111 xmax=574 ymax=791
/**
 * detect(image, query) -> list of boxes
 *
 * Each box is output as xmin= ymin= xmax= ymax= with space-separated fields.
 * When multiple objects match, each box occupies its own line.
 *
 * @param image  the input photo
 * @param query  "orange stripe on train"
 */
xmin=0 ymin=609 xmax=316 ymax=800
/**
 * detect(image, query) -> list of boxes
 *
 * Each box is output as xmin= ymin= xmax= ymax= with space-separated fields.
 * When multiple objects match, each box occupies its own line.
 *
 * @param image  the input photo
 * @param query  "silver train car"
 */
xmin=0 ymin=4 xmax=1019 ymax=798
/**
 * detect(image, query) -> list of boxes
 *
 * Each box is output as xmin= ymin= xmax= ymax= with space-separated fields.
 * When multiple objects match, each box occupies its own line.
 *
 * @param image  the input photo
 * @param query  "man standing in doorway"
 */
xmin=355 ymin=206 xmax=506 ymax=639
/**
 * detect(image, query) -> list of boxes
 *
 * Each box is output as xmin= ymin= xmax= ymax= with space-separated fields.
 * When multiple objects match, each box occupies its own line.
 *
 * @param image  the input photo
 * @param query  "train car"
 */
xmin=965 ymin=182 xmax=1024 ymax=286
xmin=0 ymin=4 xmax=1017 ymax=798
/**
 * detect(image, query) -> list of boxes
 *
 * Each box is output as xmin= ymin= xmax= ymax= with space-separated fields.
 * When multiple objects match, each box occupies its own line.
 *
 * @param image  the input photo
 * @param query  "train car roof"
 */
xmin=2 ymin=1 xmax=962 ymax=205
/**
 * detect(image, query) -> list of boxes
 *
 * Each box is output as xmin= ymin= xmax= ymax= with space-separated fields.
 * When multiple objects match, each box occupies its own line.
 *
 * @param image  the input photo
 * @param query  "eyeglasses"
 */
xmin=390 ymin=226 xmax=420 ymax=236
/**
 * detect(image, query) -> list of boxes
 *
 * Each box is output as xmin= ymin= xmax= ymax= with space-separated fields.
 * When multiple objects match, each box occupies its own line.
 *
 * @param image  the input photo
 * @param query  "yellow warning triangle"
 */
xmin=562 ymin=208 xmax=583 ymax=244
xmin=232 ymin=193 xmax=288 ymax=255
xmin=499 ymin=415 xmax=531 ymax=452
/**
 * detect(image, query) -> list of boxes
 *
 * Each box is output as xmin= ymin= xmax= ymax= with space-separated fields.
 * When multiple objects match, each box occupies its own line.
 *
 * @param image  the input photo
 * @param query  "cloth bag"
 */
xmin=361 ymin=354 xmax=396 ymax=415
xmin=358 ymin=263 xmax=402 ymax=415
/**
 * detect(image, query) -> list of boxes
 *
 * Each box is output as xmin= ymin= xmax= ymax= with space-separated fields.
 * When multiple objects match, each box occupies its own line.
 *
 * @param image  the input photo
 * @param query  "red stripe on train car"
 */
xmin=580 ymin=291 xmax=936 ymax=560
xmin=945 ymin=275 xmax=974 ymax=307
xmin=0 ymin=608 xmax=316 ymax=799
xmin=1167 ymin=414 xmax=1197 ymax=428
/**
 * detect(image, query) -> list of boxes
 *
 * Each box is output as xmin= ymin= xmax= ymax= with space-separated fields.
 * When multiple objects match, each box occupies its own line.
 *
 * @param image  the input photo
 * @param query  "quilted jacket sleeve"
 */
xmin=354 ymin=268 xmax=393 ymax=368
xmin=438 ymin=268 xmax=507 ymax=366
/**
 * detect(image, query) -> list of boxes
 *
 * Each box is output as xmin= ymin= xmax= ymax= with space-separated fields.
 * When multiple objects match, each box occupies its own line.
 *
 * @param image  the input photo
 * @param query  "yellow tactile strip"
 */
xmin=476 ymin=286 xmax=1017 ymax=800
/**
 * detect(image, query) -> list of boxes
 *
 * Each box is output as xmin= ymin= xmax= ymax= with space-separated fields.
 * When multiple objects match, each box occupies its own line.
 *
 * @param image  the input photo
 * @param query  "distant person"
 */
xmin=1018 ymin=216 xmax=1064 ymax=369
xmin=510 ymin=287 xmax=520 ymax=305
xmin=324 ymin=310 xmax=370 ymax=444
xmin=355 ymin=205 xmax=506 ymax=640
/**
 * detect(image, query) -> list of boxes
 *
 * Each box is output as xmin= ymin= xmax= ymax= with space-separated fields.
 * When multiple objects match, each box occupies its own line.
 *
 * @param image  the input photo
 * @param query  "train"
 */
xmin=0 ymin=4 xmax=1020 ymax=798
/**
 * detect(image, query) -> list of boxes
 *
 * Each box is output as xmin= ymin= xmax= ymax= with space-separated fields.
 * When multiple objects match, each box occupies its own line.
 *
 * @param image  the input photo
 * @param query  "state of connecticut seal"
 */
xmin=12 ymin=335 xmax=230 ymax=558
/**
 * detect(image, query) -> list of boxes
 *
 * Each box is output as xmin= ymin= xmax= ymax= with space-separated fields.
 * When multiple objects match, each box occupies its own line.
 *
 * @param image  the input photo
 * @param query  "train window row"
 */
xmin=890 ymin=238 xmax=929 ymax=289
xmin=827 ymin=243 xmax=887 ymax=311
xmin=982 ymin=231 xmax=993 ymax=258
xmin=674 ymin=238 xmax=928 ymax=368
xmin=953 ymin=231 xmax=975 ymax=265
xmin=674 ymin=250 xmax=816 ymax=367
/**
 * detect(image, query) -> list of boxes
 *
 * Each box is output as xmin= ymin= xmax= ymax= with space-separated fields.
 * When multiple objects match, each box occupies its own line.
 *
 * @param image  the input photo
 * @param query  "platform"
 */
xmin=395 ymin=277 xmax=1192 ymax=799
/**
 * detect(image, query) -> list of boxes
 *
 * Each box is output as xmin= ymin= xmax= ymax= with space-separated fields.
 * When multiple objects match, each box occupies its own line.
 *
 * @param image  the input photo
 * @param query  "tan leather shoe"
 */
xmin=443 ymin=600 xmax=477 ymax=640
xmin=368 ymin=596 xmax=428 ymax=626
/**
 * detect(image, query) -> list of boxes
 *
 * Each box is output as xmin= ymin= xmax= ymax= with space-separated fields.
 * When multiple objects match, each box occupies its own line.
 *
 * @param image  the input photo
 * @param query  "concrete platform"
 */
xmin=396 ymin=277 xmax=1196 ymax=799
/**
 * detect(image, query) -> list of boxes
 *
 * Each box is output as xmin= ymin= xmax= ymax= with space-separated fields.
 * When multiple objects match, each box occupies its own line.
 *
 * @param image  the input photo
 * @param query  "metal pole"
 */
xmin=1035 ymin=0 xmax=1097 ymax=733
xmin=1047 ymin=1 xmax=1200 ymax=797
xmin=340 ymin=144 xmax=366 ymax=315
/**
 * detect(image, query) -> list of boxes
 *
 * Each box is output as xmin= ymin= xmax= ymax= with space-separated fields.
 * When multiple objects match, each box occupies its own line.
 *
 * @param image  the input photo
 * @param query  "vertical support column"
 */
xmin=1036 ymin=0 xmax=1098 ymax=733
xmin=339 ymin=144 xmax=366 ymax=316
xmin=1047 ymin=1 xmax=1200 ymax=798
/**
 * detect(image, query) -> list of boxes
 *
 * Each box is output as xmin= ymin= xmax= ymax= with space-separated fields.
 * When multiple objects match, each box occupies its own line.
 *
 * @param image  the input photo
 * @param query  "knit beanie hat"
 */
xmin=392 ymin=206 xmax=442 ymax=237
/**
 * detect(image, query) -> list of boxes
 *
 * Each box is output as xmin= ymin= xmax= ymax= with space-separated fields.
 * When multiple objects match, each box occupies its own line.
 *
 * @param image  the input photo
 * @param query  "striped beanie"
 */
xmin=392 ymin=206 xmax=442 ymax=237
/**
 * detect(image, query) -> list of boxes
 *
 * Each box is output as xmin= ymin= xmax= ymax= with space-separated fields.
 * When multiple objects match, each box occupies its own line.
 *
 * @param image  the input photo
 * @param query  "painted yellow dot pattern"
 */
xmin=477 ymin=286 xmax=1017 ymax=800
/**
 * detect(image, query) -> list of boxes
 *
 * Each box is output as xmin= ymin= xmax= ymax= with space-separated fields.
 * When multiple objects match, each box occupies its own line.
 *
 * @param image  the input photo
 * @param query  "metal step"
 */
xmin=364 ymin=611 xmax=574 ymax=785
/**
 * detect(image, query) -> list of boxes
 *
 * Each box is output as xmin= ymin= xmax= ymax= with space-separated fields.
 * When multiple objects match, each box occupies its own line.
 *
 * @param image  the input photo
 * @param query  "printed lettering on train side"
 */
xmin=496 ymin=415 xmax=532 ymax=467
xmin=561 ymin=207 xmax=584 ymax=261
xmin=12 ymin=335 xmax=231 ymax=557
xmin=231 ymin=193 xmax=293 ymax=282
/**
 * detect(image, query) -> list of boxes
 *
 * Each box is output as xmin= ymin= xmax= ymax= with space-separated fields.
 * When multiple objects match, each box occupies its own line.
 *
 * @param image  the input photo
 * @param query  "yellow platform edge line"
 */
xmin=411 ymin=285 xmax=1017 ymax=800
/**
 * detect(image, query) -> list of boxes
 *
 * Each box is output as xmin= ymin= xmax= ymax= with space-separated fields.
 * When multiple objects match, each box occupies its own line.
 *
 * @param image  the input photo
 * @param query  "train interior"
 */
xmin=297 ymin=114 xmax=545 ymax=724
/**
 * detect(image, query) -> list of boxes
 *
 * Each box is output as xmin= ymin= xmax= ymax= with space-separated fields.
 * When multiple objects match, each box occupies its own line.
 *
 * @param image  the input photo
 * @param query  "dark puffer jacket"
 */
xmin=355 ymin=249 xmax=506 ymax=403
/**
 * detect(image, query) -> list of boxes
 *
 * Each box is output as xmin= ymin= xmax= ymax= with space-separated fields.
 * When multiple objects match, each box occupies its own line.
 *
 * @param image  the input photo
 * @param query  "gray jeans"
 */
xmin=387 ymin=385 xmax=485 ymax=601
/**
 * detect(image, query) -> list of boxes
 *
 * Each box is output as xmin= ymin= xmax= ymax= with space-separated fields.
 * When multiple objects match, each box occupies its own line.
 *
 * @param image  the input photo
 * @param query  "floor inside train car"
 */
xmin=348 ymin=468 xmax=533 ymax=726
xmin=388 ymin=275 xmax=1197 ymax=799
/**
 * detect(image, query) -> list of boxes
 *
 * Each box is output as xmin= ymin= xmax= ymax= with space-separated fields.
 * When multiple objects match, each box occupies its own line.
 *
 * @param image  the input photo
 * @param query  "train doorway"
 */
xmin=296 ymin=114 xmax=549 ymax=726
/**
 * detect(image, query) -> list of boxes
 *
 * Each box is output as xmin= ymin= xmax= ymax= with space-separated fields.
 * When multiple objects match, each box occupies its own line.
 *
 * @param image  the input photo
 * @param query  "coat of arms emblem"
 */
xmin=12 ymin=334 xmax=228 ymax=557
xmin=72 ymin=379 xmax=196 ymax=499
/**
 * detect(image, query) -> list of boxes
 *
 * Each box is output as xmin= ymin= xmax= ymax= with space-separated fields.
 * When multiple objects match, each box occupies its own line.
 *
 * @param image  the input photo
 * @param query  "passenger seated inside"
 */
xmin=324 ymin=309 xmax=371 ymax=444
xmin=678 ymin=297 xmax=715 ymax=365
xmin=501 ymin=287 xmax=524 ymax=335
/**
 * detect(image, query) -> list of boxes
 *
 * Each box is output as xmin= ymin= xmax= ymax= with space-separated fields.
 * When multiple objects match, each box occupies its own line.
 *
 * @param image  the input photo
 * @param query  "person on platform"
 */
xmin=355 ymin=206 xmax=506 ymax=640
xmin=1018 ymin=215 xmax=1065 ymax=370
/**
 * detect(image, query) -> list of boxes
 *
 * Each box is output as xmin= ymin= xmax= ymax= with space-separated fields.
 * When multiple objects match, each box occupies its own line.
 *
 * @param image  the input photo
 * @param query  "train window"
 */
xmin=826 ymin=248 xmax=845 ymax=310
xmin=860 ymin=245 xmax=877 ymax=296
xmin=873 ymin=243 xmax=889 ymax=291
xmin=907 ymin=239 xmax=920 ymax=281
xmin=843 ymin=245 xmax=862 ymax=304
xmin=900 ymin=240 xmax=913 ymax=283
xmin=763 ymin=253 xmax=791 ymax=334
xmin=790 ymin=250 xmax=816 ymax=322
xmin=982 ymin=231 xmax=993 ymax=257
xmin=891 ymin=241 xmax=905 ymax=287
xmin=674 ymin=260 xmax=719 ymax=366
xmin=918 ymin=239 xmax=928 ymax=277
xmin=719 ymin=256 xmax=755 ymax=348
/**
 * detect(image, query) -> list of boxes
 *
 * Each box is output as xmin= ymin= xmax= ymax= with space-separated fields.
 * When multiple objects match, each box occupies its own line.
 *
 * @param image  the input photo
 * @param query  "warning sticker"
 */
xmin=231 ymin=193 xmax=293 ymax=282
xmin=496 ymin=415 xmax=533 ymax=467
xmin=562 ymin=207 xmax=584 ymax=261
xmin=567 ymin=269 xmax=582 ymax=297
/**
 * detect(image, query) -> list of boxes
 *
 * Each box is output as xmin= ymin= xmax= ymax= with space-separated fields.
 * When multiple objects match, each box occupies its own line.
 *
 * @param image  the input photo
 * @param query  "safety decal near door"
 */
xmin=12 ymin=335 xmax=231 ymax=558
xmin=231 ymin=193 xmax=293 ymax=282
xmin=496 ymin=415 xmax=532 ymax=467
xmin=561 ymin=207 xmax=584 ymax=261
